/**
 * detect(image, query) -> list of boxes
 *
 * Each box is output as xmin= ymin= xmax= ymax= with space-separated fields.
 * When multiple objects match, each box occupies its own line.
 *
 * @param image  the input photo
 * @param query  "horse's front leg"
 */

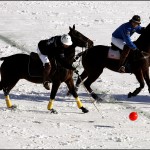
xmin=65 ymin=78 xmax=89 ymax=113
xmin=83 ymin=71 xmax=103 ymax=102
xmin=128 ymin=70 xmax=145 ymax=98
xmin=75 ymin=70 xmax=88 ymax=92
xmin=47 ymin=81 xmax=61 ymax=114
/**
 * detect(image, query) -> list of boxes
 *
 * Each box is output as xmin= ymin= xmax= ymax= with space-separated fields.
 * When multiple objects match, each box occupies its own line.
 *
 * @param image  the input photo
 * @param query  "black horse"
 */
xmin=0 ymin=25 xmax=94 ymax=113
xmin=75 ymin=24 xmax=150 ymax=101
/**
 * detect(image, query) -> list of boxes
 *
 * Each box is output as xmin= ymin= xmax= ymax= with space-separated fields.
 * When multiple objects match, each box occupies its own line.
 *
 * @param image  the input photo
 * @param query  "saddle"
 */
xmin=108 ymin=43 xmax=132 ymax=73
xmin=111 ymin=43 xmax=122 ymax=51
xmin=28 ymin=52 xmax=44 ymax=77
xmin=107 ymin=43 xmax=122 ymax=60
xmin=28 ymin=52 xmax=57 ymax=78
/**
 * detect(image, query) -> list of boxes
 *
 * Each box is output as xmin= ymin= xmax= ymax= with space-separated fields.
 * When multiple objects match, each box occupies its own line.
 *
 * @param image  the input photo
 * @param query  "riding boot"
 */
xmin=118 ymin=45 xmax=131 ymax=73
xmin=43 ymin=63 xmax=51 ymax=90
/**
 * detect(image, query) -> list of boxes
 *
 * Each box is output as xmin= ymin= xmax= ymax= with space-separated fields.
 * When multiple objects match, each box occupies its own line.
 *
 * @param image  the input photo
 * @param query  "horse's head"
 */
xmin=68 ymin=24 xmax=94 ymax=49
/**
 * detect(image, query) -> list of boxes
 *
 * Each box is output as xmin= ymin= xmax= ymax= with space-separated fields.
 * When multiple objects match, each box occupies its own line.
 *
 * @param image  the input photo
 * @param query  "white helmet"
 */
xmin=61 ymin=34 xmax=72 ymax=46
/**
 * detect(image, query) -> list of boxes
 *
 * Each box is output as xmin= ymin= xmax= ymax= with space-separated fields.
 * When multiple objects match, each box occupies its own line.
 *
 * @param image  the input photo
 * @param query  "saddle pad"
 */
xmin=28 ymin=52 xmax=43 ymax=77
xmin=107 ymin=48 xmax=120 ymax=60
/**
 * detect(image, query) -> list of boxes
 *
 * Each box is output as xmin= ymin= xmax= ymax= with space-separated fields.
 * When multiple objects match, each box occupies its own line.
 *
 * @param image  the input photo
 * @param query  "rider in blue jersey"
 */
xmin=111 ymin=15 xmax=145 ymax=73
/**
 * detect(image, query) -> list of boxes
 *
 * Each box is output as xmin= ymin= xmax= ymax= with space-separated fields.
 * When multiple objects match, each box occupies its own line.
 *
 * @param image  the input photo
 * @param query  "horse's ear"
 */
xmin=73 ymin=24 xmax=75 ymax=30
xmin=69 ymin=26 xmax=72 ymax=31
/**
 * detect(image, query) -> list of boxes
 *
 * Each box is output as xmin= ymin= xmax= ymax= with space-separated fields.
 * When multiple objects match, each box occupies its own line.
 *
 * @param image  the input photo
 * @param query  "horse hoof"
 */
xmin=8 ymin=105 xmax=17 ymax=110
xmin=80 ymin=107 xmax=89 ymax=113
xmin=49 ymin=108 xmax=58 ymax=114
xmin=91 ymin=92 xmax=99 ymax=100
xmin=128 ymin=92 xmax=132 ymax=98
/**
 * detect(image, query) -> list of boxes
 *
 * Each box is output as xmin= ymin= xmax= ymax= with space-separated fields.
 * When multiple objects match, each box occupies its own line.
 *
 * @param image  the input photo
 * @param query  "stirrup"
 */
xmin=118 ymin=66 xmax=125 ymax=73
xmin=43 ymin=81 xmax=50 ymax=90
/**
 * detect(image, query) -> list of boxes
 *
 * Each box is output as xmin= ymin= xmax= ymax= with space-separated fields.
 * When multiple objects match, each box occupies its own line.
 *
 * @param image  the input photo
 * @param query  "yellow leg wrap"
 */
xmin=75 ymin=97 xmax=83 ymax=108
xmin=47 ymin=99 xmax=54 ymax=110
xmin=5 ymin=95 xmax=12 ymax=108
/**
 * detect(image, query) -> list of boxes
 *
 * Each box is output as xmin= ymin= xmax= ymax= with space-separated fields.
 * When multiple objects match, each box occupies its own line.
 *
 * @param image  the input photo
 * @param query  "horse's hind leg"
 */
xmin=2 ymin=78 xmax=19 ymax=109
xmin=65 ymin=78 xmax=89 ymax=113
xmin=47 ymin=81 xmax=61 ymax=114
xmin=75 ymin=69 xmax=88 ymax=91
xmin=128 ymin=70 xmax=145 ymax=98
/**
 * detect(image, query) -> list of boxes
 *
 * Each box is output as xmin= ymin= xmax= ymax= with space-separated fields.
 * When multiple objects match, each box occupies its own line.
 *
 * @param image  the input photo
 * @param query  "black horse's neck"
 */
xmin=135 ymin=23 xmax=150 ymax=53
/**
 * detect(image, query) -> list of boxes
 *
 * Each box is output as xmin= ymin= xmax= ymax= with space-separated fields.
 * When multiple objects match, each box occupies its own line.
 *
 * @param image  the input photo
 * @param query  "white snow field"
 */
xmin=0 ymin=1 xmax=150 ymax=149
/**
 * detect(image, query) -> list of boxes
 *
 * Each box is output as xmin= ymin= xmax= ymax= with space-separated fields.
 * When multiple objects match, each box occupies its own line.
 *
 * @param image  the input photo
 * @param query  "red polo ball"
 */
xmin=129 ymin=112 xmax=138 ymax=121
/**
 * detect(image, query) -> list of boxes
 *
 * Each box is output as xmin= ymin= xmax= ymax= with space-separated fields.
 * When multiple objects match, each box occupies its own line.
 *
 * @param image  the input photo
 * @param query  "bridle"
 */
xmin=69 ymin=31 xmax=93 ymax=49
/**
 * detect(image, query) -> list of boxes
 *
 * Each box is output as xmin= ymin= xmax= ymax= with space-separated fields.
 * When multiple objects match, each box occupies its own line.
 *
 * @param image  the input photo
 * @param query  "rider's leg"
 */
xmin=118 ymin=45 xmax=131 ymax=73
xmin=37 ymin=48 xmax=51 ymax=90
xmin=111 ymin=37 xmax=131 ymax=73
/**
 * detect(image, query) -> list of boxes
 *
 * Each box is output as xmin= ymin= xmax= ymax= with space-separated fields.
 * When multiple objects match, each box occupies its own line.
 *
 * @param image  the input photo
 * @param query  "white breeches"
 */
xmin=111 ymin=36 xmax=126 ymax=50
xmin=37 ymin=47 xmax=50 ymax=66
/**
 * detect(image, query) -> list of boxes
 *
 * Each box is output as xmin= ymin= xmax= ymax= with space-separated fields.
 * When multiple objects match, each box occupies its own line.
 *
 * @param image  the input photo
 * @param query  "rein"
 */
xmin=74 ymin=47 xmax=86 ymax=68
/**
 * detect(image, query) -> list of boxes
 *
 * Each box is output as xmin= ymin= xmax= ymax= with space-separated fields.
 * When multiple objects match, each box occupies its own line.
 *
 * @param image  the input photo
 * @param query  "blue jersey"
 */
xmin=112 ymin=22 xmax=143 ymax=49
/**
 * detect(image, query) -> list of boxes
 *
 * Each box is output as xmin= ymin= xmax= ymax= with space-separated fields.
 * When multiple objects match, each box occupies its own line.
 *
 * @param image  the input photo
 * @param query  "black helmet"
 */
xmin=130 ymin=15 xmax=141 ymax=24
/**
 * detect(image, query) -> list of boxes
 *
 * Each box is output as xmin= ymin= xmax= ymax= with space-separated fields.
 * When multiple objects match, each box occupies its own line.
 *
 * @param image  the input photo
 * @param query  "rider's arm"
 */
xmin=121 ymin=27 xmax=137 ymax=50
xmin=136 ymin=26 xmax=145 ymax=34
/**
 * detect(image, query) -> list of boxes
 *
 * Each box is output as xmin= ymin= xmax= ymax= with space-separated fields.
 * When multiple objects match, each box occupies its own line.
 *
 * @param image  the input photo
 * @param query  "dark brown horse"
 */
xmin=75 ymin=23 xmax=150 ymax=102
xmin=0 ymin=25 xmax=94 ymax=113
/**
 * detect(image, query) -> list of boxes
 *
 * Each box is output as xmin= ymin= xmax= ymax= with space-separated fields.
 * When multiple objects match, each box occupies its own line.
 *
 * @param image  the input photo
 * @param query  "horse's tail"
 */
xmin=74 ymin=51 xmax=85 ymax=62
xmin=0 ymin=56 xmax=7 ymax=90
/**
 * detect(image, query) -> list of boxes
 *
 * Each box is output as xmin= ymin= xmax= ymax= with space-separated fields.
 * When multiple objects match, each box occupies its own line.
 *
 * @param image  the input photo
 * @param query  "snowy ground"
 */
xmin=0 ymin=1 xmax=150 ymax=149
